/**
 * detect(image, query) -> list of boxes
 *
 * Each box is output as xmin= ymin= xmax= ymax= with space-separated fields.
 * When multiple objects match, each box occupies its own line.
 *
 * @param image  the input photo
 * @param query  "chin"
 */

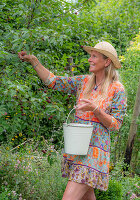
xmin=89 ymin=68 xmax=95 ymax=73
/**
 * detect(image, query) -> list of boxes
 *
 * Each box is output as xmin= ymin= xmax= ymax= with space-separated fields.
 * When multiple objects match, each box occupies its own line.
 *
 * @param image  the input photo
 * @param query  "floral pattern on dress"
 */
xmin=45 ymin=72 xmax=127 ymax=191
xmin=61 ymin=159 xmax=109 ymax=191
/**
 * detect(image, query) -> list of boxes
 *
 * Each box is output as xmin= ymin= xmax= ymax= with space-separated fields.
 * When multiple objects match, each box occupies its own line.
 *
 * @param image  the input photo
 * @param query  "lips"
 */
xmin=89 ymin=63 xmax=95 ymax=66
xmin=89 ymin=65 xmax=95 ymax=68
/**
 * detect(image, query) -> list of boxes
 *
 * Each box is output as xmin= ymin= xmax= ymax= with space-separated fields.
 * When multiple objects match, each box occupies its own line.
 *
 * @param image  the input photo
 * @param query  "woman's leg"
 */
xmin=81 ymin=187 xmax=96 ymax=200
xmin=62 ymin=180 xmax=90 ymax=200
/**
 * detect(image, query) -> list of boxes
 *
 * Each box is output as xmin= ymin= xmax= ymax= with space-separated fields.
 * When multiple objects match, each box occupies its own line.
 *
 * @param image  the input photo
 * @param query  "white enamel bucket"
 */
xmin=63 ymin=108 xmax=93 ymax=155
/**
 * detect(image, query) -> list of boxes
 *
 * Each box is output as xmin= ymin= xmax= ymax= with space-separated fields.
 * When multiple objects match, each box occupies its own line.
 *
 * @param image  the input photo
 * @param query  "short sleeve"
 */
xmin=44 ymin=71 xmax=87 ymax=95
xmin=108 ymin=89 xmax=127 ymax=131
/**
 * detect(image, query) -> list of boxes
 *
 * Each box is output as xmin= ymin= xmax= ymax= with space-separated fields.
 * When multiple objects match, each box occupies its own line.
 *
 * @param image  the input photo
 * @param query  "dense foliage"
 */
xmin=110 ymin=30 xmax=140 ymax=170
xmin=0 ymin=141 xmax=139 ymax=200
xmin=0 ymin=0 xmax=140 ymax=199
xmin=0 ymin=0 xmax=139 ymax=144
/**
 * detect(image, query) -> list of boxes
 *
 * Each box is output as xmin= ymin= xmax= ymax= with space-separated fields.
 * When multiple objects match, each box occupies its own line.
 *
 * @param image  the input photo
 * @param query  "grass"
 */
xmin=0 ymin=139 xmax=139 ymax=200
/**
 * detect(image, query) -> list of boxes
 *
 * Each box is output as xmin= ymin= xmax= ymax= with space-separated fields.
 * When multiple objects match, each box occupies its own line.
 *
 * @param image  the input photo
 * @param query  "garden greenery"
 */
xmin=0 ymin=0 xmax=140 ymax=199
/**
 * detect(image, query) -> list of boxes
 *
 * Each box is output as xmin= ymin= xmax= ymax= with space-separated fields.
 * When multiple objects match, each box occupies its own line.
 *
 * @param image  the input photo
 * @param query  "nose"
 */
xmin=88 ymin=56 xmax=92 ymax=62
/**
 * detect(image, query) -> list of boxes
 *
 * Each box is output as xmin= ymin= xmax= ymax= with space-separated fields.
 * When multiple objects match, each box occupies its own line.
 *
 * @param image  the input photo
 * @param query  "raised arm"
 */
xmin=18 ymin=51 xmax=87 ymax=95
xmin=18 ymin=51 xmax=50 ymax=82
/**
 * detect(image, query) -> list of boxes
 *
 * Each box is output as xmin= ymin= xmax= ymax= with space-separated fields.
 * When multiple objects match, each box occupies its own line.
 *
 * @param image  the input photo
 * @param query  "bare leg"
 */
xmin=81 ymin=187 xmax=96 ymax=200
xmin=62 ymin=180 xmax=91 ymax=200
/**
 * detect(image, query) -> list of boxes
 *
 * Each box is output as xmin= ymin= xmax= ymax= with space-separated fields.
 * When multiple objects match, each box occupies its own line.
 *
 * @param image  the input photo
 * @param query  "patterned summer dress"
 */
xmin=45 ymin=72 xmax=127 ymax=191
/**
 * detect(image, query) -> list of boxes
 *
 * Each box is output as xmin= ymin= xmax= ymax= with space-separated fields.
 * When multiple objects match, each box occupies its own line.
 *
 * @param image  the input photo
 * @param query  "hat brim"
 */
xmin=83 ymin=46 xmax=121 ymax=69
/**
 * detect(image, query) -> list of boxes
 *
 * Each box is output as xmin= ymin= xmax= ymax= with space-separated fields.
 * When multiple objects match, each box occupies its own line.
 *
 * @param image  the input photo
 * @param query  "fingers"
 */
xmin=18 ymin=51 xmax=27 ymax=57
xmin=79 ymin=99 xmax=91 ymax=104
xmin=76 ymin=104 xmax=86 ymax=111
xmin=77 ymin=99 xmax=91 ymax=109
xmin=76 ymin=99 xmax=95 ymax=112
xmin=18 ymin=51 xmax=28 ymax=62
xmin=21 ymin=51 xmax=27 ymax=56
xmin=76 ymin=101 xmax=88 ymax=111
xmin=19 ymin=54 xmax=31 ymax=63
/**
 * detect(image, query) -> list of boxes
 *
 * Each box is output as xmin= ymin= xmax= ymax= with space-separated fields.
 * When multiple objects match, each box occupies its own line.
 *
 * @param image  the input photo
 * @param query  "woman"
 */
xmin=18 ymin=41 xmax=127 ymax=200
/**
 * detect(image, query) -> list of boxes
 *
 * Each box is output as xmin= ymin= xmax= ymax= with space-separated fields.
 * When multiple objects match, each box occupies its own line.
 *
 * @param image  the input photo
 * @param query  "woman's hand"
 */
xmin=18 ymin=51 xmax=38 ymax=65
xmin=76 ymin=99 xmax=112 ymax=128
xmin=76 ymin=99 xmax=97 ymax=112
xmin=18 ymin=51 xmax=50 ymax=83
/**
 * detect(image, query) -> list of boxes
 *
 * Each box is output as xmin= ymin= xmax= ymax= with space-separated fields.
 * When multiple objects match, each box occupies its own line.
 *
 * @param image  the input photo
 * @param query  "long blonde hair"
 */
xmin=83 ymin=60 xmax=119 ymax=99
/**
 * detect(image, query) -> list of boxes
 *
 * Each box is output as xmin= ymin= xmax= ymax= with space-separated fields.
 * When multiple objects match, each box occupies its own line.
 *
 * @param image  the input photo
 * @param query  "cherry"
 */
xmin=42 ymin=150 xmax=47 ymax=154
xmin=21 ymin=51 xmax=27 ymax=56
xmin=47 ymin=99 xmax=51 ymax=103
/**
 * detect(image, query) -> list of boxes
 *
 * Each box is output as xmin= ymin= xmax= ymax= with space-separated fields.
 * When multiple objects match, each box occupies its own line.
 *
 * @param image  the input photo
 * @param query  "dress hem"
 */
xmin=61 ymin=158 xmax=109 ymax=191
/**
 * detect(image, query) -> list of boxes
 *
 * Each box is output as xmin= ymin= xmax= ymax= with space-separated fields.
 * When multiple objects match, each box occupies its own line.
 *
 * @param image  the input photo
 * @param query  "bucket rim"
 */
xmin=63 ymin=123 xmax=93 ymax=128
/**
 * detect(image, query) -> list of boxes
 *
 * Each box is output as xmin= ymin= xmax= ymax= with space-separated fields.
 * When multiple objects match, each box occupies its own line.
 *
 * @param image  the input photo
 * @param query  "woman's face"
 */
xmin=88 ymin=51 xmax=108 ymax=74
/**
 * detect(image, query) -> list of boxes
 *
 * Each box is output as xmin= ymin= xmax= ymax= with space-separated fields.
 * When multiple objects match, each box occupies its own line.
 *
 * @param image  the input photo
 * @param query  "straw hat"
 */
xmin=83 ymin=41 xmax=121 ymax=69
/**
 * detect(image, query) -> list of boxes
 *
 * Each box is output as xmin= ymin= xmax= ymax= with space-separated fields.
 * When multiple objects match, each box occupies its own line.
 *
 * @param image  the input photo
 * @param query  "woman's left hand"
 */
xmin=76 ymin=99 xmax=96 ymax=112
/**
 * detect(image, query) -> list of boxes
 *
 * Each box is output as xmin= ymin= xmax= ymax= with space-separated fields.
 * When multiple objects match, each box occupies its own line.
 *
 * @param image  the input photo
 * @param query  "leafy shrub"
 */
xmin=120 ymin=30 xmax=140 ymax=109
xmin=0 ymin=0 xmax=139 ymax=148
xmin=1 ymin=143 xmax=139 ymax=200
xmin=110 ymin=160 xmax=140 ymax=200
xmin=0 ymin=140 xmax=67 ymax=200
xmin=0 ymin=60 xmax=76 ymax=148
xmin=109 ymin=30 xmax=140 ymax=168
xmin=0 ymin=1 xmax=139 ymax=199
xmin=95 ymin=179 xmax=123 ymax=200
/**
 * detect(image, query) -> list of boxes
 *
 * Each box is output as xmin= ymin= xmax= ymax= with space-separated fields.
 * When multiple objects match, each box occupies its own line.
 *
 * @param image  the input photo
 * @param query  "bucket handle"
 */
xmin=66 ymin=107 xmax=76 ymax=124
xmin=66 ymin=106 xmax=91 ymax=125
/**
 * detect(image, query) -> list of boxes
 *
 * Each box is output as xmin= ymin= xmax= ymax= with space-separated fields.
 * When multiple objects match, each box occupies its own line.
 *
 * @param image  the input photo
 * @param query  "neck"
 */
xmin=95 ymin=73 xmax=105 ymax=86
xmin=93 ymin=72 xmax=105 ymax=91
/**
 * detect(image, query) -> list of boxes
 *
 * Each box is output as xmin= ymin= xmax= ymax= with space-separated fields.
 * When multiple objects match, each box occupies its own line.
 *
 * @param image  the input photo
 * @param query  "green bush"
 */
xmin=109 ymin=30 xmax=140 ymax=168
xmin=0 ymin=0 xmax=139 ymax=148
xmin=95 ymin=179 xmax=123 ymax=200
xmin=0 ymin=140 xmax=67 ymax=200
xmin=110 ymin=160 xmax=140 ymax=200
xmin=0 ymin=61 xmax=76 ymax=148
xmin=120 ymin=30 xmax=140 ymax=109
xmin=1 ymin=142 xmax=139 ymax=200
xmin=0 ymin=1 xmax=139 ymax=199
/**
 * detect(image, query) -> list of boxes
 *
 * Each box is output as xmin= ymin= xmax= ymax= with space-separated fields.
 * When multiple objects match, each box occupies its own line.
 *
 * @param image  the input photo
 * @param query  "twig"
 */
xmin=24 ymin=155 xmax=46 ymax=159
xmin=45 ymin=0 xmax=88 ymax=24
xmin=10 ymin=139 xmax=33 ymax=151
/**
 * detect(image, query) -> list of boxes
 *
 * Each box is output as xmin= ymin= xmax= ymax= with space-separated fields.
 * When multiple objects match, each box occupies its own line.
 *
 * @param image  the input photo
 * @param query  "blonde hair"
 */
xmin=83 ymin=60 xmax=119 ymax=100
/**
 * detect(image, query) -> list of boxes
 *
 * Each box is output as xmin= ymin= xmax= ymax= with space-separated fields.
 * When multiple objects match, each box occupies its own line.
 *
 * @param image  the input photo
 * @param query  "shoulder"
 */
xmin=74 ymin=74 xmax=90 ymax=85
xmin=110 ymin=81 xmax=125 ymax=93
xmin=83 ymin=75 xmax=91 ymax=83
xmin=81 ymin=75 xmax=91 ymax=91
xmin=108 ymin=81 xmax=126 ymax=100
